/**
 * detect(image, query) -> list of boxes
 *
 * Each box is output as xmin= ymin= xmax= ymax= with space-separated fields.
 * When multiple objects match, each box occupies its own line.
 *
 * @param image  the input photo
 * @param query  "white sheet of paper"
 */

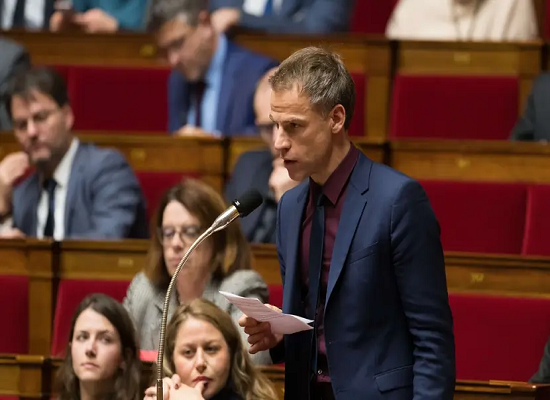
xmin=219 ymin=291 xmax=313 ymax=335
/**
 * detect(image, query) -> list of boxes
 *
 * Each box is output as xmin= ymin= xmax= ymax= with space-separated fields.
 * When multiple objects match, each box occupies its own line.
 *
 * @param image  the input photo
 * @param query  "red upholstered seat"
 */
xmin=0 ymin=275 xmax=28 ymax=354
xmin=268 ymin=284 xmax=283 ymax=309
xmin=420 ymin=180 xmax=527 ymax=254
xmin=136 ymin=172 xmax=194 ymax=221
xmin=522 ymin=184 xmax=550 ymax=256
xmin=350 ymin=0 xmax=397 ymax=34
xmin=349 ymin=73 xmax=365 ymax=137
xmin=390 ymin=75 xmax=518 ymax=139
xmin=450 ymin=293 xmax=550 ymax=381
xmin=68 ymin=66 xmax=170 ymax=132
xmin=50 ymin=279 xmax=131 ymax=357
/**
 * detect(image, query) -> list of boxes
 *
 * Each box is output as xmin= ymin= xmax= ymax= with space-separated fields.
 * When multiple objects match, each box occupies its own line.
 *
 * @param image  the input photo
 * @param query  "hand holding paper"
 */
xmin=220 ymin=291 xmax=313 ymax=335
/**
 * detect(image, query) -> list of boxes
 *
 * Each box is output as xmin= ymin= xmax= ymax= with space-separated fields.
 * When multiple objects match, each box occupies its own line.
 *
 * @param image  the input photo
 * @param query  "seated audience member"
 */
xmin=144 ymin=298 xmax=278 ymax=400
xmin=209 ymin=0 xmax=354 ymax=34
xmin=531 ymin=336 xmax=550 ymax=383
xmin=386 ymin=0 xmax=537 ymax=41
xmin=225 ymin=68 xmax=298 ymax=244
xmin=147 ymin=0 xmax=278 ymax=137
xmin=123 ymin=179 xmax=271 ymax=364
xmin=510 ymin=72 xmax=550 ymax=142
xmin=56 ymin=293 xmax=142 ymax=400
xmin=50 ymin=0 xmax=149 ymax=33
xmin=0 ymin=37 xmax=30 ymax=130
xmin=1 ymin=0 xmax=54 ymax=29
xmin=0 ymin=66 xmax=148 ymax=240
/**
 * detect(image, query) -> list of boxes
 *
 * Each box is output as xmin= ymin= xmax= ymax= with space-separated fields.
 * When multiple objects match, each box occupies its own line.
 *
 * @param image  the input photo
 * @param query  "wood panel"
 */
xmin=454 ymin=380 xmax=550 ymax=399
xmin=395 ymin=40 xmax=543 ymax=115
xmin=390 ymin=139 xmax=550 ymax=184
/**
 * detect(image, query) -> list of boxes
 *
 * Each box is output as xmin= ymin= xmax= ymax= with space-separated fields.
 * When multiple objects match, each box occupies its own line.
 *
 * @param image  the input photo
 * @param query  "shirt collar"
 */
xmin=51 ymin=138 xmax=79 ymax=188
xmin=204 ymin=34 xmax=228 ymax=85
xmin=309 ymin=144 xmax=360 ymax=206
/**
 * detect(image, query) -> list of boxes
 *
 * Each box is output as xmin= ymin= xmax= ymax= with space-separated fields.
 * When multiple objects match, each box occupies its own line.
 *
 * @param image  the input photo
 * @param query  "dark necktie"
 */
xmin=264 ymin=0 xmax=274 ymax=15
xmin=308 ymin=190 xmax=325 ymax=376
xmin=191 ymin=81 xmax=206 ymax=128
xmin=43 ymin=178 xmax=57 ymax=238
xmin=12 ymin=0 xmax=26 ymax=28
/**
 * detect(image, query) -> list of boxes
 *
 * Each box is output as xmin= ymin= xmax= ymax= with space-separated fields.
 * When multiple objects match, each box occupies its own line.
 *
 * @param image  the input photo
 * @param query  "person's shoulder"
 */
xmin=233 ymin=149 xmax=272 ymax=169
xmin=13 ymin=171 xmax=38 ymax=198
xmin=77 ymin=142 xmax=131 ymax=170
xmin=531 ymin=72 xmax=550 ymax=92
xmin=221 ymin=269 xmax=267 ymax=292
xmin=128 ymin=272 xmax=161 ymax=301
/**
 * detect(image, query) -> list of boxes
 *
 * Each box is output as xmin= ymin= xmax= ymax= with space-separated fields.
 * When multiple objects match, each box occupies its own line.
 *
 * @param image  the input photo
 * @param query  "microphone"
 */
xmin=156 ymin=189 xmax=263 ymax=399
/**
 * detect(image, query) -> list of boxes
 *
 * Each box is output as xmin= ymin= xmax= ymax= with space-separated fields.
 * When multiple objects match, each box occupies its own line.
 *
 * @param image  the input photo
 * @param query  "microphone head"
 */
xmin=232 ymin=189 xmax=263 ymax=217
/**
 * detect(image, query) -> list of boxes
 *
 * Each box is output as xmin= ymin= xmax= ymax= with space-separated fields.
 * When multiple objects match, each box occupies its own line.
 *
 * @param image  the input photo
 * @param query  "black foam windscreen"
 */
xmin=232 ymin=189 xmax=263 ymax=217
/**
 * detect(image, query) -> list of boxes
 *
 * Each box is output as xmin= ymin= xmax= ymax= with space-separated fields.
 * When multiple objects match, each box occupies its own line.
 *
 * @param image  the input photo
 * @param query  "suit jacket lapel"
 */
xmin=64 ymin=144 xmax=85 ymax=235
xmin=326 ymin=155 xmax=372 ymax=306
xmin=242 ymin=154 xmax=273 ymax=236
xmin=43 ymin=0 xmax=55 ymax=28
xmin=20 ymin=174 xmax=40 ymax=235
xmin=216 ymin=43 xmax=238 ymax=134
xmin=283 ymin=184 xmax=309 ymax=315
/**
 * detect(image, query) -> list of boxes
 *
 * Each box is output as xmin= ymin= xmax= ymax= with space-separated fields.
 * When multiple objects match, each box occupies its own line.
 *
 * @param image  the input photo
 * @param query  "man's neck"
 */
xmin=311 ymin=138 xmax=351 ymax=185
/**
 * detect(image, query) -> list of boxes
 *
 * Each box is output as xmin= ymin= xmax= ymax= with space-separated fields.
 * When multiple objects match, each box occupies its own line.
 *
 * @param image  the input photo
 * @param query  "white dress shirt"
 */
xmin=386 ymin=0 xmax=537 ymax=42
xmin=36 ymin=138 xmax=79 ymax=240
xmin=1 ymin=0 xmax=46 ymax=29
xmin=242 ymin=0 xmax=283 ymax=16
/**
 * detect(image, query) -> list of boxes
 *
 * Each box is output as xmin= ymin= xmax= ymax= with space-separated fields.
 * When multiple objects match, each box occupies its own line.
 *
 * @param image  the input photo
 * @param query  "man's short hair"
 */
xmin=147 ymin=0 xmax=208 ymax=31
xmin=5 ymin=66 xmax=69 ymax=120
xmin=269 ymin=47 xmax=355 ymax=130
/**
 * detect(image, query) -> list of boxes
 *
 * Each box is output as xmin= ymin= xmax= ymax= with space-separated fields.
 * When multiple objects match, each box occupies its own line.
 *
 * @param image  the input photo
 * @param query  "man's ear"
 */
xmin=330 ymin=104 xmax=346 ymax=134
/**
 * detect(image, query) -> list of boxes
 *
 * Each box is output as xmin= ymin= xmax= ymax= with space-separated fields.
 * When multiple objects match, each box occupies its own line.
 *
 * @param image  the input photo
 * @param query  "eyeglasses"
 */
xmin=157 ymin=225 xmax=202 ymax=246
xmin=12 ymin=108 xmax=60 ymax=134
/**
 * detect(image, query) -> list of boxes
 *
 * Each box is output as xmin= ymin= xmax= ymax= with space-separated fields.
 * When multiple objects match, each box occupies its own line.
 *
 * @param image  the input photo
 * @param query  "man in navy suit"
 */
xmin=209 ymin=0 xmax=355 ymax=34
xmin=147 ymin=0 xmax=278 ymax=137
xmin=240 ymin=47 xmax=456 ymax=399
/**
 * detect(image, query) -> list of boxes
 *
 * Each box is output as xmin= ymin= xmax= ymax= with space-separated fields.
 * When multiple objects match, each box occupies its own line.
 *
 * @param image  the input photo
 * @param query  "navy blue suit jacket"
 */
xmin=167 ymin=41 xmax=277 ymax=136
xmin=272 ymin=151 xmax=456 ymax=399
xmin=210 ymin=0 xmax=354 ymax=34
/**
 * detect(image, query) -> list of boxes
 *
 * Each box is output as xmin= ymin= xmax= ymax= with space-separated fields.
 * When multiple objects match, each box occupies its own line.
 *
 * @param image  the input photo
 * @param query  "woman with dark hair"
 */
xmin=144 ymin=298 xmax=278 ymax=400
xmin=56 ymin=293 xmax=142 ymax=400
xmin=123 ymin=179 xmax=271 ymax=365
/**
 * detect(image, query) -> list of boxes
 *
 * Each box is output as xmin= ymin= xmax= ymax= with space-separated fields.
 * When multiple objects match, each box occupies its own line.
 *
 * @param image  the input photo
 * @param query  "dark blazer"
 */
xmin=0 ymin=0 xmax=55 ymax=29
xmin=167 ymin=41 xmax=277 ymax=135
xmin=271 ymin=151 xmax=456 ymax=399
xmin=13 ymin=142 xmax=149 ymax=239
xmin=531 ymin=337 xmax=550 ymax=383
xmin=510 ymin=73 xmax=550 ymax=142
xmin=225 ymin=149 xmax=275 ymax=243
xmin=210 ymin=0 xmax=354 ymax=34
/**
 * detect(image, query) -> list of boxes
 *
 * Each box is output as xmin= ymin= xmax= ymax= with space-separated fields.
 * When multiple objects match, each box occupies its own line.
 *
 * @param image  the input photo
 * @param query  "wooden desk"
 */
xmin=0 ymin=354 xmax=51 ymax=400
xmin=455 ymin=380 xmax=550 ymax=399
xmin=390 ymin=139 xmax=550 ymax=184
xmin=395 ymin=40 xmax=543 ymax=114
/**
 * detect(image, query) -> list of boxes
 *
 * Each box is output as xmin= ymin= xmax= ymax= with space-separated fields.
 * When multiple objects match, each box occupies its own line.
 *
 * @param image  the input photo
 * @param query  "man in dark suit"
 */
xmin=209 ymin=0 xmax=355 ymax=34
xmin=240 ymin=47 xmax=456 ymax=399
xmin=510 ymin=73 xmax=550 ymax=142
xmin=226 ymin=67 xmax=299 ymax=243
xmin=148 ymin=0 xmax=278 ymax=137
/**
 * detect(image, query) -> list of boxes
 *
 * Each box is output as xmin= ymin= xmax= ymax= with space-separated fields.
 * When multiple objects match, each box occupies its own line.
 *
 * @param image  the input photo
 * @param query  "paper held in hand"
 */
xmin=219 ymin=291 xmax=313 ymax=335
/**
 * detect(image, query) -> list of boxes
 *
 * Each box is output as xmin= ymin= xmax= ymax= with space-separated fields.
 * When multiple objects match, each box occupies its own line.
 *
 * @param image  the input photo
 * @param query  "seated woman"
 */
xmin=124 ymin=179 xmax=271 ymax=364
xmin=56 ymin=293 xmax=142 ymax=400
xmin=144 ymin=298 xmax=278 ymax=400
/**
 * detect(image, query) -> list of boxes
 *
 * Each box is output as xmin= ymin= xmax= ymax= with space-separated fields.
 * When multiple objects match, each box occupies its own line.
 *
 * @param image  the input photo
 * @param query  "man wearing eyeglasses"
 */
xmin=148 ymin=0 xmax=277 ymax=138
xmin=226 ymin=68 xmax=299 ymax=243
xmin=0 ymin=66 xmax=149 ymax=240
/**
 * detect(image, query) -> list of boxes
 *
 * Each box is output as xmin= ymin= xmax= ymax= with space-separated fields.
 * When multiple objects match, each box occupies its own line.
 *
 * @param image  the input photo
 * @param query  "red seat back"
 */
xmin=50 ymin=279 xmax=130 ymax=356
xmin=268 ymin=284 xmax=283 ymax=309
xmin=349 ymin=73 xmax=366 ymax=137
xmin=420 ymin=180 xmax=527 ymax=254
xmin=390 ymin=75 xmax=518 ymax=139
xmin=0 ymin=275 xmax=28 ymax=354
xmin=350 ymin=0 xmax=397 ymax=34
xmin=522 ymin=184 xmax=550 ymax=256
xmin=450 ymin=293 xmax=550 ymax=381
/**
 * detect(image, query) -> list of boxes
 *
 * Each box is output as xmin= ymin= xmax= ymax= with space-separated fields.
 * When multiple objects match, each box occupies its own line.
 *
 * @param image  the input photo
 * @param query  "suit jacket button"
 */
xmin=317 ymin=369 xmax=323 ymax=375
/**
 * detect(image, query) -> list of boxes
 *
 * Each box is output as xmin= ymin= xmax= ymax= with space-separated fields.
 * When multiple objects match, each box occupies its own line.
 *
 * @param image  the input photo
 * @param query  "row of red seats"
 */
xmin=421 ymin=180 xmax=550 ymax=255
xmin=51 ymin=64 xmax=521 ymax=140
xmin=2 ymin=274 xmax=548 ymax=383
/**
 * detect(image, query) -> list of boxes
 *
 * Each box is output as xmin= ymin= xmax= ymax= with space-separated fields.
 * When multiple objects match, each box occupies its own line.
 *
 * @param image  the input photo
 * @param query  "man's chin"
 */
xmin=31 ymin=156 xmax=51 ymax=170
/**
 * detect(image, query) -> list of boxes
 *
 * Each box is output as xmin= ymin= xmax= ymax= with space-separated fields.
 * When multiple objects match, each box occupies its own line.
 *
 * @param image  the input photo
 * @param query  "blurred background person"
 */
xmin=50 ymin=0 xmax=149 ymax=33
xmin=209 ymin=0 xmax=354 ymax=34
xmin=225 ymin=67 xmax=299 ymax=244
xmin=56 ymin=293 xmax=142 ymax=400
xmin=123 ymin=179 xmax=271 ymax=365
xmin=143 ymin=298 xmax=278 ymax=400
xmin=147 ymin=0 xmax=277 ymax=137
xmin=1 ymin=0 xmax=55 ymax=30
xmin=0 ymin=66 xmax=148 ymax=240
xmin=386 ymin=0 xmax=538 ymax=41
xmin=0 ymin=36 xmax=30 ymax=130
